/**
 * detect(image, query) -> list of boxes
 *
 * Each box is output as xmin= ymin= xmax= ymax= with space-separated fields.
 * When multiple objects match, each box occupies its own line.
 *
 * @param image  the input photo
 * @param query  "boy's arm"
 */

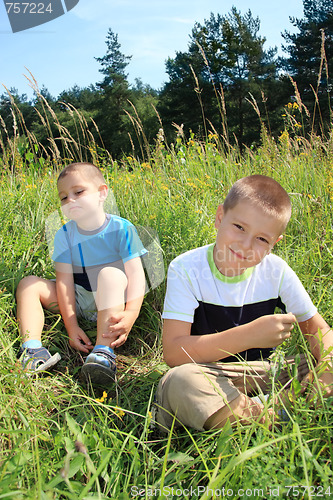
xmin=163 ymin=313 xmax=296 ymax=367
xmin=107 ymin=257 xmax=146 ymax=348
xmin=298 ymin=313 xmax=333 ymax=397
xmin=55 ymin=263 xmax=93 ymax=353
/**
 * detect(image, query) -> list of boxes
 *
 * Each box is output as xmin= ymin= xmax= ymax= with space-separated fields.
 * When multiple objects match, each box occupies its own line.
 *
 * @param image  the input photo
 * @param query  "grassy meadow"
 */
xmin=0 ymin=93 xmax=333 ymax=499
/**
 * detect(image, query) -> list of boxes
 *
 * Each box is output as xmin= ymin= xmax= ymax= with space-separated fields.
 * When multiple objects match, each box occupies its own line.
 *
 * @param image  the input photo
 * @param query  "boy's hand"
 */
xmin=252 ymin=313 xmax=296 ymax=348
xmin=301 ymin=364 xmax=333 ymax=401
xmin=314 ymin=370 xmax=333 ymax=398
xmin=102 ymin=310 xmax=137 ymax=349
xmin=68 ymin=326 xmax=93 ymax=353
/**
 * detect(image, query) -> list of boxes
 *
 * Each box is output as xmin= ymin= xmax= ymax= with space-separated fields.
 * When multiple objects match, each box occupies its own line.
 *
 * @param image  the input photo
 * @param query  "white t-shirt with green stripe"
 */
xmin=162 ymin=244 xmax=317 ymax=362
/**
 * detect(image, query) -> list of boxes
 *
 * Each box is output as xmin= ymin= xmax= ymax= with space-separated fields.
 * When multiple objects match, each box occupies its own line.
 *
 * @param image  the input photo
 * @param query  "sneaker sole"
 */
xmin=35 ymin=353 xmax=62 ymax=372
xmin=81 ymin=362 xmax=116 ymax=386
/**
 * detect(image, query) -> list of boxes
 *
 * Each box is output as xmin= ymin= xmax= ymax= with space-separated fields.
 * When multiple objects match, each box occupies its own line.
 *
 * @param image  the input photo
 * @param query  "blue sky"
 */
xmin=1 ymin=0 xmax=304 ymax=100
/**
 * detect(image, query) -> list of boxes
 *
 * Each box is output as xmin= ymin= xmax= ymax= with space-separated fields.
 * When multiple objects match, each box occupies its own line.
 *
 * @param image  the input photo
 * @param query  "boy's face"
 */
xmin=57 ymin=171 xmax=107 ymax=225
xmin=214 ymin=200 xmax=283 ymax=277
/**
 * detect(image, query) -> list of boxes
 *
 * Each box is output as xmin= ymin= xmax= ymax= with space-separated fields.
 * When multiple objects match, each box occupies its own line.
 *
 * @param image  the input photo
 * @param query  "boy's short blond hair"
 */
xmin=224 ymin=175 xmax=291 ymax=232
xmin=57 ymin=162 xmax=106 ymax=187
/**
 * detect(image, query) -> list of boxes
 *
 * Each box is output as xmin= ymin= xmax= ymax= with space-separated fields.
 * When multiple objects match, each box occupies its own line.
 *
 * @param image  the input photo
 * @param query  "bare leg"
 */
xmin=16 ymin=276 xmax=59 ymax=342
xmin=81 ymin=268 xmax=127 ymax=384
xmin=94 ymin=267 xmax=127 ymax=347
xmin=204 ymin=393 xmax=273 ymax=430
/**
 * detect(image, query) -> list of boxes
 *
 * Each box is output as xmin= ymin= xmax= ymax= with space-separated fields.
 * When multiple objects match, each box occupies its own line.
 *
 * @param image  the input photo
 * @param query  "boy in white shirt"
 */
xmin=157 ymin=175 xmax=333 ymax=430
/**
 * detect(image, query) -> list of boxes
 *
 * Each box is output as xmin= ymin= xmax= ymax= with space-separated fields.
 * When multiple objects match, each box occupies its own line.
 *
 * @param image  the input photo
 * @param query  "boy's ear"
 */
xmin=268 ymin=235 xmax=283 ymax=254
xmin=215 ymin=204 xmax=224 ymax=229
xmin=98 ymin=184 xmax=108 ymax=202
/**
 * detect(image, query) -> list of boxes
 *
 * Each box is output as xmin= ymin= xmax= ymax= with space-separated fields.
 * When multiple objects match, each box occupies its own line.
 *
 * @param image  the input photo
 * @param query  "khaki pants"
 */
xmin=156 ymin=354 xmax=310 ymax=431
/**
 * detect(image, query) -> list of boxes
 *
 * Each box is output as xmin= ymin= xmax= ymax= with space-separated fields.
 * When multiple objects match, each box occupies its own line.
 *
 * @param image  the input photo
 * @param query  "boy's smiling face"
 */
xmin=57 ymin=171 xmax=107 ymax=229
xmin=213 ymin=200 xmax=284 ymax=277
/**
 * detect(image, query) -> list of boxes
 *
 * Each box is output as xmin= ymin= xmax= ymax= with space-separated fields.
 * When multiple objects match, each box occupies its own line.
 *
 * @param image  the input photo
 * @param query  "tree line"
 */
xmin=1 ymin=0 xmax=332 ymax=159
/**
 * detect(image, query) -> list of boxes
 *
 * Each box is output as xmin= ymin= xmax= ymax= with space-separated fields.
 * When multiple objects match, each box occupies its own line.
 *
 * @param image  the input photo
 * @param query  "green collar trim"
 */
xmin=207 ymin=244 xmax=255 ymax=283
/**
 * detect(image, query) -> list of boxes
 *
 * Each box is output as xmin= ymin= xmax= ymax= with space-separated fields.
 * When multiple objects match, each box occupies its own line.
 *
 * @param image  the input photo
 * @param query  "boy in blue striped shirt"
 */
xmin=16 ymin=162 xmax=146 ymax=385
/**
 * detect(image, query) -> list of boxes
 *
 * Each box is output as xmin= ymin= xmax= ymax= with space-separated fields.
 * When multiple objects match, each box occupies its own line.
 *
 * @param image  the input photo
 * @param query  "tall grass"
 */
xmin=0 ymin=84 xmax=332 ymax=499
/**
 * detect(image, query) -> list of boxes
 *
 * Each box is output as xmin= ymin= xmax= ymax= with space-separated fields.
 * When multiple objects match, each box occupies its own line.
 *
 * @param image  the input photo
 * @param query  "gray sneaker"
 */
xmin=81 ymin=348 xmax=117 ymax=386
xmin=19 ymin=346 xmax=61 ymax=372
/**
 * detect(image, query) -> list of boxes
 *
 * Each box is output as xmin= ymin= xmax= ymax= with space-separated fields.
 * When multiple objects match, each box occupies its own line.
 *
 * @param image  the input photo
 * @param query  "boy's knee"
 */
xmin=16 ymin=275 xmax=40 ymax=298
xmin=167 ymin=363 xmax=200 ymax=391
xmin=157 ymin=363 xmax=241 ymax=430
xmin=156 ymin=364 xmax=198 ymax=429
xmin=159 ymin=364 xmax=204 ymax=411
xmin=97 ymin=267 xmax=128 ymax=289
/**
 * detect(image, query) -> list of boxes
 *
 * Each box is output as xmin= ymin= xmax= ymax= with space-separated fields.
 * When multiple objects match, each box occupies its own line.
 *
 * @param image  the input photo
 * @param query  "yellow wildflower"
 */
xmin=114 ymin=406 xmax=125 ymax=419
xmin=96 ymin=391 xmax=108 ymax=403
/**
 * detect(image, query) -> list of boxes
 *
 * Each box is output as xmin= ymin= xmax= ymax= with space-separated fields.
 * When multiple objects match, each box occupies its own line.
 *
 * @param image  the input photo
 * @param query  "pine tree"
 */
xmin=95 ymin=29 xmax=132 ymax=89
xmin=282 ymin=0 xmax=333 ymax=130
xmin=94 ymin=28 xmax=133 ymax=156
xmin=159 ymin=8 xmax=278 ymax=146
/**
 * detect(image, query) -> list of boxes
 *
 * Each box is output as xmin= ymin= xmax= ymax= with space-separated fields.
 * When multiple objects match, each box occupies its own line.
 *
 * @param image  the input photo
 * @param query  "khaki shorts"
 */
xmin=155 ymin=354 xmax=310 ymax=431
xmin=51 ymin=279 xmax=97 ymax=322
xmin=75 ymin=284 xmax=97 ymax=321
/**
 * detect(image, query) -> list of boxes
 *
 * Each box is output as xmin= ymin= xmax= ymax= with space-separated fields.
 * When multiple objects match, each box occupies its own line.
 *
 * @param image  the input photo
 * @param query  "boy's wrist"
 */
xmin=64 ymin=319 xmax=80 ymax=334
xmin=124 ymin=307 xmax=140 ymax=321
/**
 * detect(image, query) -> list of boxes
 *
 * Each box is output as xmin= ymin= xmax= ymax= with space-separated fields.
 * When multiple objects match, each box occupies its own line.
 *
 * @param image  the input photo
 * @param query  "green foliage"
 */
xmin=0 ymin=116 xmax=333 ymax=497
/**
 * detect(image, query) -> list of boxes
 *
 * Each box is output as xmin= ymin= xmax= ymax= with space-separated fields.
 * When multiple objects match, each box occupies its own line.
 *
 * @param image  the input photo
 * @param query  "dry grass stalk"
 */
xmin=288 ymin=76 xmax=310 ymax=118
